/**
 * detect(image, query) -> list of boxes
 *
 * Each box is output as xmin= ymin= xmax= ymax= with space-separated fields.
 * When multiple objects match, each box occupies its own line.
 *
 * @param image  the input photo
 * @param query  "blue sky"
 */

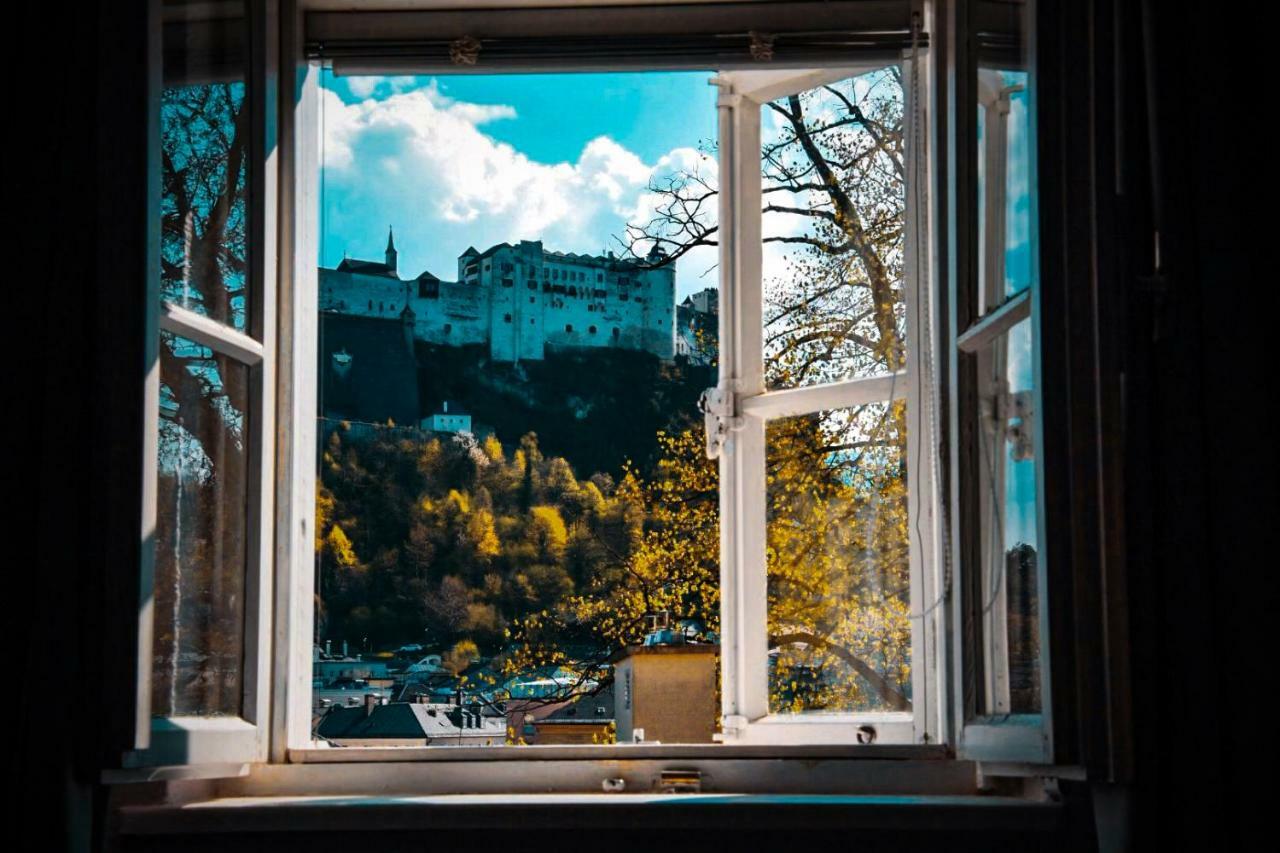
xmin=320 ymin=71 xmax=719 ymax=298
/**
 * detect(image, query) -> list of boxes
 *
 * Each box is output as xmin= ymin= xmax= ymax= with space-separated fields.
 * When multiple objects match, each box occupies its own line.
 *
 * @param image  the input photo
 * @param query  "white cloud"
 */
xmin=321 ymin=83 xmax=721 ymax=293
xmin=346 ymin=77 xmax=378 ymax=99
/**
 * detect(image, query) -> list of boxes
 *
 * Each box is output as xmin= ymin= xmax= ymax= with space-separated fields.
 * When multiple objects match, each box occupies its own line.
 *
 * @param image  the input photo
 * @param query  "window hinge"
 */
xmin=1006 ymin=389 xmax=1034 ymax=461
xmin=716 ymin=714 xmax=749 ymax=740
xmin=699 ymin=383 xmax=743 ymax=460
xmin=981 ymin=386 xmax=1034 ymax=461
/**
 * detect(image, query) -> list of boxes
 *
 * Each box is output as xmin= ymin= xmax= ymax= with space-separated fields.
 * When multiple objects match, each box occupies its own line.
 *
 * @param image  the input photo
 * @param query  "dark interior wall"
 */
xmin=17 ymin=2 xmax=1258 ymax=851
xmin=20 ymin=1 xmax=142 ymax=849
xmin=1117 ymin=1 xmax=1260 ymax=847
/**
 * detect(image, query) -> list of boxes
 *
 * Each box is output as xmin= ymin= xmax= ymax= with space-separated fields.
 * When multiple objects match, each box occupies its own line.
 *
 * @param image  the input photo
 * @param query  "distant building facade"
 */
xmin=320 ymin=229 xmax=682 ymax=362
xmin=683 ymin=287 xmax=718 ymax=315
xmin=423 ymin=400 xmax=471 ymax=434
xmin=611 ymin=643 xmax=719 ymax=744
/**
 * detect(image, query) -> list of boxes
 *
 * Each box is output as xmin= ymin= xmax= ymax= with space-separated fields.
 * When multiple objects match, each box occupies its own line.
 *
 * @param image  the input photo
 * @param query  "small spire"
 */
xmin=385 ymin=226 xmax=398 ymax=273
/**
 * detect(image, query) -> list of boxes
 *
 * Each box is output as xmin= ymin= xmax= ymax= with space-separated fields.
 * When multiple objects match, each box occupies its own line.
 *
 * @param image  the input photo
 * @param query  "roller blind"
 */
xmin=306 ymin=1 xmax=926 ymax=75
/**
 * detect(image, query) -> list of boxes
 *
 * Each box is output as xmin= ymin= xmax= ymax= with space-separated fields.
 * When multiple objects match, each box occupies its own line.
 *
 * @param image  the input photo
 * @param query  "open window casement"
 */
xmin=122 ymin=0 xmax=279 ymax=774
xmin=952 ymin=0 xmax=1053 ymax=764
xmin=710 ymin=52 xmax=942 ymax=747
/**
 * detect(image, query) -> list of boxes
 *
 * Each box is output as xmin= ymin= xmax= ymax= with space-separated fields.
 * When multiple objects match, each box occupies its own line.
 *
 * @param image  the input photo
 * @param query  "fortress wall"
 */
xmin=414 ymin=280 xmax=489 ymax=346
xmin=319 ymin=269 xmax=409 ymax=318
xmin=321 ymin=243 xmax=682 ymax=362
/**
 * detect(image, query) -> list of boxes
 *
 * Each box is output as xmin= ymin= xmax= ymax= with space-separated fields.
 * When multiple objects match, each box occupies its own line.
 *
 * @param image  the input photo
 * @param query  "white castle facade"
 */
xmin=319 ymin=230 xmax=678 ymax=362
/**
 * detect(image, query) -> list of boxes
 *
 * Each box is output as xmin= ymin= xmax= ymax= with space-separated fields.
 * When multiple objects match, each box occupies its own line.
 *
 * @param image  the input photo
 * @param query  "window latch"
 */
xmin=699 ymin=383 xmax=742 ymax=460
xmin=657 ymin=769 xmax=703 ymax=794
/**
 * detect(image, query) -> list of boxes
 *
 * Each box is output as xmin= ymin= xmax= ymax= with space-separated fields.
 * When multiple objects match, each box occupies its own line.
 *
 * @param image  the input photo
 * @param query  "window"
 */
xmin=122 ymin=0 xmax=1059 ymax=791
xmin=950 ymin=0 xmax=1051 ymax=763
xmin=130 ymin=0 xmax=276 ymax=767
xmin=708 ymin=60 xmax=937 ymax=745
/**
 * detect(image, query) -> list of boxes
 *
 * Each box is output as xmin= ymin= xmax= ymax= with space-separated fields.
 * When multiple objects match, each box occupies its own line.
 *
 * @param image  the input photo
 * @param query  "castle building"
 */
xmin=319 ymin=230 xmax=680 ymax=362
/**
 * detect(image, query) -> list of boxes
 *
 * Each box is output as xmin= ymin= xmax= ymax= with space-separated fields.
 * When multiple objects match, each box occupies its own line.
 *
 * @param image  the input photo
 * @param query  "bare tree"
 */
xmin=622 ymin=68 xmax=906 ymax=383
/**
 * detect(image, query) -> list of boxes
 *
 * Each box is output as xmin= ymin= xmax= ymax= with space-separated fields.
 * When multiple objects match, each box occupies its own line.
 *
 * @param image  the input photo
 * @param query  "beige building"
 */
xmin=611 ymin=644 xmax=719 ymax=744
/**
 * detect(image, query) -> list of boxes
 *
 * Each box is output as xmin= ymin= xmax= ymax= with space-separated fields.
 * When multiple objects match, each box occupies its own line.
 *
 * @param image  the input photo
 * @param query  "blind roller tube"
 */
xmin=307 ymin=1 xmax=924 ymax=74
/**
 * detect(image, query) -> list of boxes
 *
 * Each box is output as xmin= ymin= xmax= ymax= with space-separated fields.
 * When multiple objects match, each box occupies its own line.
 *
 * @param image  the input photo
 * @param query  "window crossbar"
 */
xmin=741 ymin=371 xmax=908 ymax=420
xmin=160 ymin=301 xmax=265 ymax=365
xmin=956 ymin=289 xmax=1030 ymax=354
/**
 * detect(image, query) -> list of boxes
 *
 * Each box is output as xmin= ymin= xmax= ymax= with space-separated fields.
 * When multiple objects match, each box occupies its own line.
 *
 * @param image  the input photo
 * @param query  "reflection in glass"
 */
xmin=760 ymin=67 xmax=907 ymax=390
xmin=152 ymin=332 xmax=250 ymax=717
xmin=160 ymin=2 xmax=250 ymax=332
xmin=976 ymin=68 xmax=1033 ymax=311
xmin=975 ymin=318 xmax=1040 ymax=715
xmin=766 ymin=402 xmax=911 ymax=714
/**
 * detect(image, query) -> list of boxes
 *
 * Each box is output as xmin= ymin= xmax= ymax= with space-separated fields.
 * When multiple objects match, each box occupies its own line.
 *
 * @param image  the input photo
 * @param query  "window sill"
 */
xmin=289 ymin=742 xmax=948 ymax=763
xmin=113 ymin=750 xmax=983 ymax=805
xmin=116 ymin=792 xmax=1062 ymax=836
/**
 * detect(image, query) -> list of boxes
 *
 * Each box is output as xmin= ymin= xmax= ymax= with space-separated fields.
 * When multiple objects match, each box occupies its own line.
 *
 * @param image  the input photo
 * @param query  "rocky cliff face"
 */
xmin=416 ymin=342 xmax=713 ymax=478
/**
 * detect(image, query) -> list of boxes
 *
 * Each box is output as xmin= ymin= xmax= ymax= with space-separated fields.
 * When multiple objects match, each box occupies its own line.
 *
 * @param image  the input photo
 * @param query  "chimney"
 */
xmin=324 ymin=640 xmax=332 ymax=657
xmin=342 ymin=640 xmax=348 ymax=658
xmin=364 ymin=693 xmax=378 ymax=717
xmin=443 ymin=401 xmax=448 ymax=413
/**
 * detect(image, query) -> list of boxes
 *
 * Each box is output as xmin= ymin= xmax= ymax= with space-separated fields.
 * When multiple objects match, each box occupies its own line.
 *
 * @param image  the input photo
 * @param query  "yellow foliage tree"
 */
xmin=323 ymin=523 xmax=360 ymax=570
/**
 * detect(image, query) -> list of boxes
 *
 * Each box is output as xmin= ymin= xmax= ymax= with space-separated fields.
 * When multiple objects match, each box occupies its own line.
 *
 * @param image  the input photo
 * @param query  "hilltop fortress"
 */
xmin=320 ymin=229 xmax=681 ymax=362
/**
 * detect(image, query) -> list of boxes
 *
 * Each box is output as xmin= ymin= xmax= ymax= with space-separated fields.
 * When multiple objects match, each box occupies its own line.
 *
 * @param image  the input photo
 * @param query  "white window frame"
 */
xmin=951 ymin=8 xmax=1054 ymax=764
xmin=119 ymin=1 xmax=1069 ymax=784
xmin=711 ymin=59 xmax=943 ymax=747
xmin=127 ymin=0 xmax=280 ymax=770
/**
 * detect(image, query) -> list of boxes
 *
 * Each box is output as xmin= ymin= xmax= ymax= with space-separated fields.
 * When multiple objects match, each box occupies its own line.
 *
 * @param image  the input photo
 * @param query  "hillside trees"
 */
xmin=318 ymin=425 xmax=642 ymax=657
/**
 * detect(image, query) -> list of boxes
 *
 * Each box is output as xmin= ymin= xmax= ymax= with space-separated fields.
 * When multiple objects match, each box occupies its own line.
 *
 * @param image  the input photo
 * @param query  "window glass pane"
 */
xmin=314 ymin=71 xmax=722 ymax=746
xmin=766 ymin=401 xmax=911 ymax=714
xmin=974 ymin=318 xmax=1040 ymax=715
xmin=761 ymin=67 xmax=906 ymax=390
xmin=160 ymin=1 xmax=251 ymax=334
xmin=975 ymin=5 xmax=1034 ymax=312
xmin=152 ymin=331 xmax=250 ymax=717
